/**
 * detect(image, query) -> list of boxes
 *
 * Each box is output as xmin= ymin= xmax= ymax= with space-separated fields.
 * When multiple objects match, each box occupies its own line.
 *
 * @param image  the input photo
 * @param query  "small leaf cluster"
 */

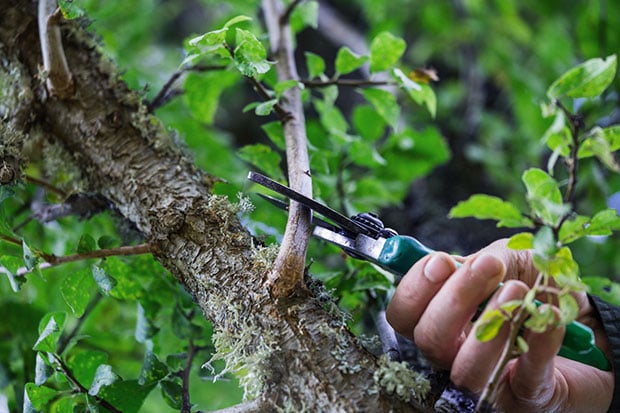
xmin=450 ymin=55 xmax=620 ymax=343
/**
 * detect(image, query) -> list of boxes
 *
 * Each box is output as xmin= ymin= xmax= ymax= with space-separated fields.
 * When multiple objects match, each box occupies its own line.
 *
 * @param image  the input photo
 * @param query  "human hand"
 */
xmin=386 ymin=239 xmax=614 ymax=412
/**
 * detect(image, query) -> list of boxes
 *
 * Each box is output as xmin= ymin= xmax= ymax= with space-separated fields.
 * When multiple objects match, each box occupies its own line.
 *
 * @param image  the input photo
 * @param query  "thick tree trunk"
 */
xmin=0 ymin=1 xmax=426 ymax=411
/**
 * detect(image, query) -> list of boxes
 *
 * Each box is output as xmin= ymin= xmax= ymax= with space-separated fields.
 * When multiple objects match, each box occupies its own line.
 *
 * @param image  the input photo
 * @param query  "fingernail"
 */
xmin=424 ymin=254 xmax=453 ymax=283
xmin=471 ymin=254 xmax=504 ymax=280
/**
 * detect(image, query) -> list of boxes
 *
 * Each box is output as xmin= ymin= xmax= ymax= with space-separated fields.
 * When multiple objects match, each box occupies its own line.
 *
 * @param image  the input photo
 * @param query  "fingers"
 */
xmin=474 ymin=239 xmax=538 ymax=285
xmin=386 ymin=252 xmax=456 ymax=338
xmin=412 ymin=254 xmax=506 ymax=368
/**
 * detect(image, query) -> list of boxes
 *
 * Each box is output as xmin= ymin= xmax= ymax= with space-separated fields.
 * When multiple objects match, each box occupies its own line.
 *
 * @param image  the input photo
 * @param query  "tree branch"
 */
xmin=38 ymin=0 xmax=74 ymax=99
xmin=41 ymin=243 xmax=152 ymax=266
xmin=0 ymin=3 xmax=423 ymax=410
xmin=261 ymin=0 xmax=313 ymax=297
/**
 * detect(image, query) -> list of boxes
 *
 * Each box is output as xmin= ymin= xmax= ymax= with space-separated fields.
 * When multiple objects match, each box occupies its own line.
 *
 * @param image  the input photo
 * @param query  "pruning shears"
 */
xmin=247 ymin=171 xmax=611 ymax=371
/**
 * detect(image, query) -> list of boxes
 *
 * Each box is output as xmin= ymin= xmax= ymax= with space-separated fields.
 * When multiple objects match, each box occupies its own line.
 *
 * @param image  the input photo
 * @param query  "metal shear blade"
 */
xmin=247 ymin=171 xmax=369 ymax=236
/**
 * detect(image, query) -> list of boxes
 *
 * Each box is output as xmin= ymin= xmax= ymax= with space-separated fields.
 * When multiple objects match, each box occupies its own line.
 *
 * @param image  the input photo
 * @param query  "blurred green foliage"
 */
xmin=1 ymin=0 xmax=620 ymax=411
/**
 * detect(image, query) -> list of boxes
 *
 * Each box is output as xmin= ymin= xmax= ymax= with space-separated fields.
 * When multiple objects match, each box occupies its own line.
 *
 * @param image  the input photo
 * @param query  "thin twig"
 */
xmin=476 ymin=272 xmax=545 ymax=411
xmin=555 ymin=99 xmax=583 ymax=206
xmin=246 ymin=76 xmax=292 ymax=120
xmin=0 ymin=233 xmax=22 ymax=246
xmin=51 ymin=353 xmax=121 ymax=413
xmin=279 ymin=0 xmax=303 ymax=26
xmin=262 ymin=0 xmax=313 ymax=297
xmin=180 ymin=338 xmax=198 ymax=413
xmin=38 ymin=0 xmax=74 ymax=99
xmin=57 ymin=294 xmax=103 ymax=355
xmin=25 ymin=175 xmax=68 ymax=197
xmin=11 ymin=243 xmax=152 ymax=277
xmin=146 ymin=64 xmax=227 ymax=112
xmin=301 ymin=78 xmax=390 ymax=88
xmin=42 ymin=243 xmax=152 ymax=266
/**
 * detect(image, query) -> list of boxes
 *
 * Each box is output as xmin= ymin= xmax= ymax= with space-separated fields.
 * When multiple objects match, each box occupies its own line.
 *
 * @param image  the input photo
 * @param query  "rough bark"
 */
xmin=0 ymin=1 xmax=425 ymax=411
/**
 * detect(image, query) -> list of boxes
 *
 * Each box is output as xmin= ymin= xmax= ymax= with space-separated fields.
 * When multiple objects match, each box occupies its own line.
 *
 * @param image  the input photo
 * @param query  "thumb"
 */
xmin=505 ymin=309 xmax=565 ymax=405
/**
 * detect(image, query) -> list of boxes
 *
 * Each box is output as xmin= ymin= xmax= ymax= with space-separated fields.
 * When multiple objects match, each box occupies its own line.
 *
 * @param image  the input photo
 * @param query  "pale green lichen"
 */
xmin=202 ymin=291 xmax=278 ymax=400
xmin=41 ymin=138 xmax=89 ymax=194
xmin=372 ymin=355 xmax=431 ymax=403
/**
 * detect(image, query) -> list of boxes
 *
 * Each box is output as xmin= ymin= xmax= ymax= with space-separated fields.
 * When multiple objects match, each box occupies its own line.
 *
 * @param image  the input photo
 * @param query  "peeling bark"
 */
xmin=0 ymin=1 xmax=424 ymax=411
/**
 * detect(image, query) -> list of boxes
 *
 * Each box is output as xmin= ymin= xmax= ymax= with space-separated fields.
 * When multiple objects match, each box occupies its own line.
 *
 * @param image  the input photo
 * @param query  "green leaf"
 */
xmin=58 ymin=0 xmax=85 ymax=19
xmin=507 ymin=232 xmax=534 ymax=250
xmin=525 ymin=304 xmax=556 ymax=333
xmin=101 ymin=257 xmax=144 ymax=300
xmin=139 ymin=351 xmax=168 ymax=386
xmin=313 ymin=99 xmax=348 ymax=135
xmin=160 ymin=378 xmax=183 ymax=409
xmin=35 ymin=353 xmax=53 ymax=386
xmin=532 ymin=226 xmax=557 ymax=260
xmin=67 ymin=350 xmax=109 ymax=389
xmin=261 ymin=121 xmax=285 ymax=150
xmin=559 ymin=293 xmax=579 ymax=323
xmin=25 ymin=383 xmax=57 ymax=410
xmin=578 ymin=127 xmax=620 ymax=172
xmin=254 ymin=99 xmax=278 ymax=116
xmin=559 ymin=215 xmax=590 ymax=244
xmin=349 ymin=139 xmax=386 ymax=167
xmin=369 ymin=31 xmax=406 ymax=73
xmin=475 ymin=309 xmax=505 ymax=342
xmin=233 ymin=28 xmax=270 ymax=77
xmin=449 ymin=194 xmax=533 ymax=228
xmin=305 ymin=52 xmax=325 ymax=78
xmin=61 ymin=267 xmax=96 ymax=316
xmin=290 ymin=0 xmax=319 ymax=31
xmin=391 ymin=68 xmax=437 ymax=117
xmin=516 ymin=335 xmax=529 ymax=354
xmin=185 ymin=71 xmax=239 ymax=125
xmin=376 ymin=127 xmax=450 ymax=191
xmin=361 ymin=88 xmax=400 ymax=129
xmin=547 ymin=54 xmax=617 ymax=99
xmin=91 ymin=264 xmax=116 ymax=296
xmin=335 ymin=47 xmax=368 ymax=75
xmin=0 ymin=255 xmax=25 ymax=291
xmin=353 ymin=105 xmax=386 ymax=142
xmin=98 ymin=380 xmax=154 ymax=413
xmin=22 ymin=240 xmax=38 ymax=270
xmin=89 ymin=364 xmax=118 ymax=396
xmin=33 ymin=312 xmax=66 ymax=352
xmin=522 ymin=168 xmax=567 ymax=226
xmin=238 ymin=144 xmax=283 ymax=180
xmin=77 ymin=234 xmax=97 ymax=254
xmin=187 ymin=28 xmax=229 ymax=59
xmin=223 ymin=15 xmax=253 ymax=28
xmin=135 ymin=302 xmax=159 ymax=343
xmin=97 ymin=235 xmax=117 ymax=249
xmin=274 ymin=80 xmax=303 ymax=98
xmin=586 ymin=209 xmax=620 ymax=236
